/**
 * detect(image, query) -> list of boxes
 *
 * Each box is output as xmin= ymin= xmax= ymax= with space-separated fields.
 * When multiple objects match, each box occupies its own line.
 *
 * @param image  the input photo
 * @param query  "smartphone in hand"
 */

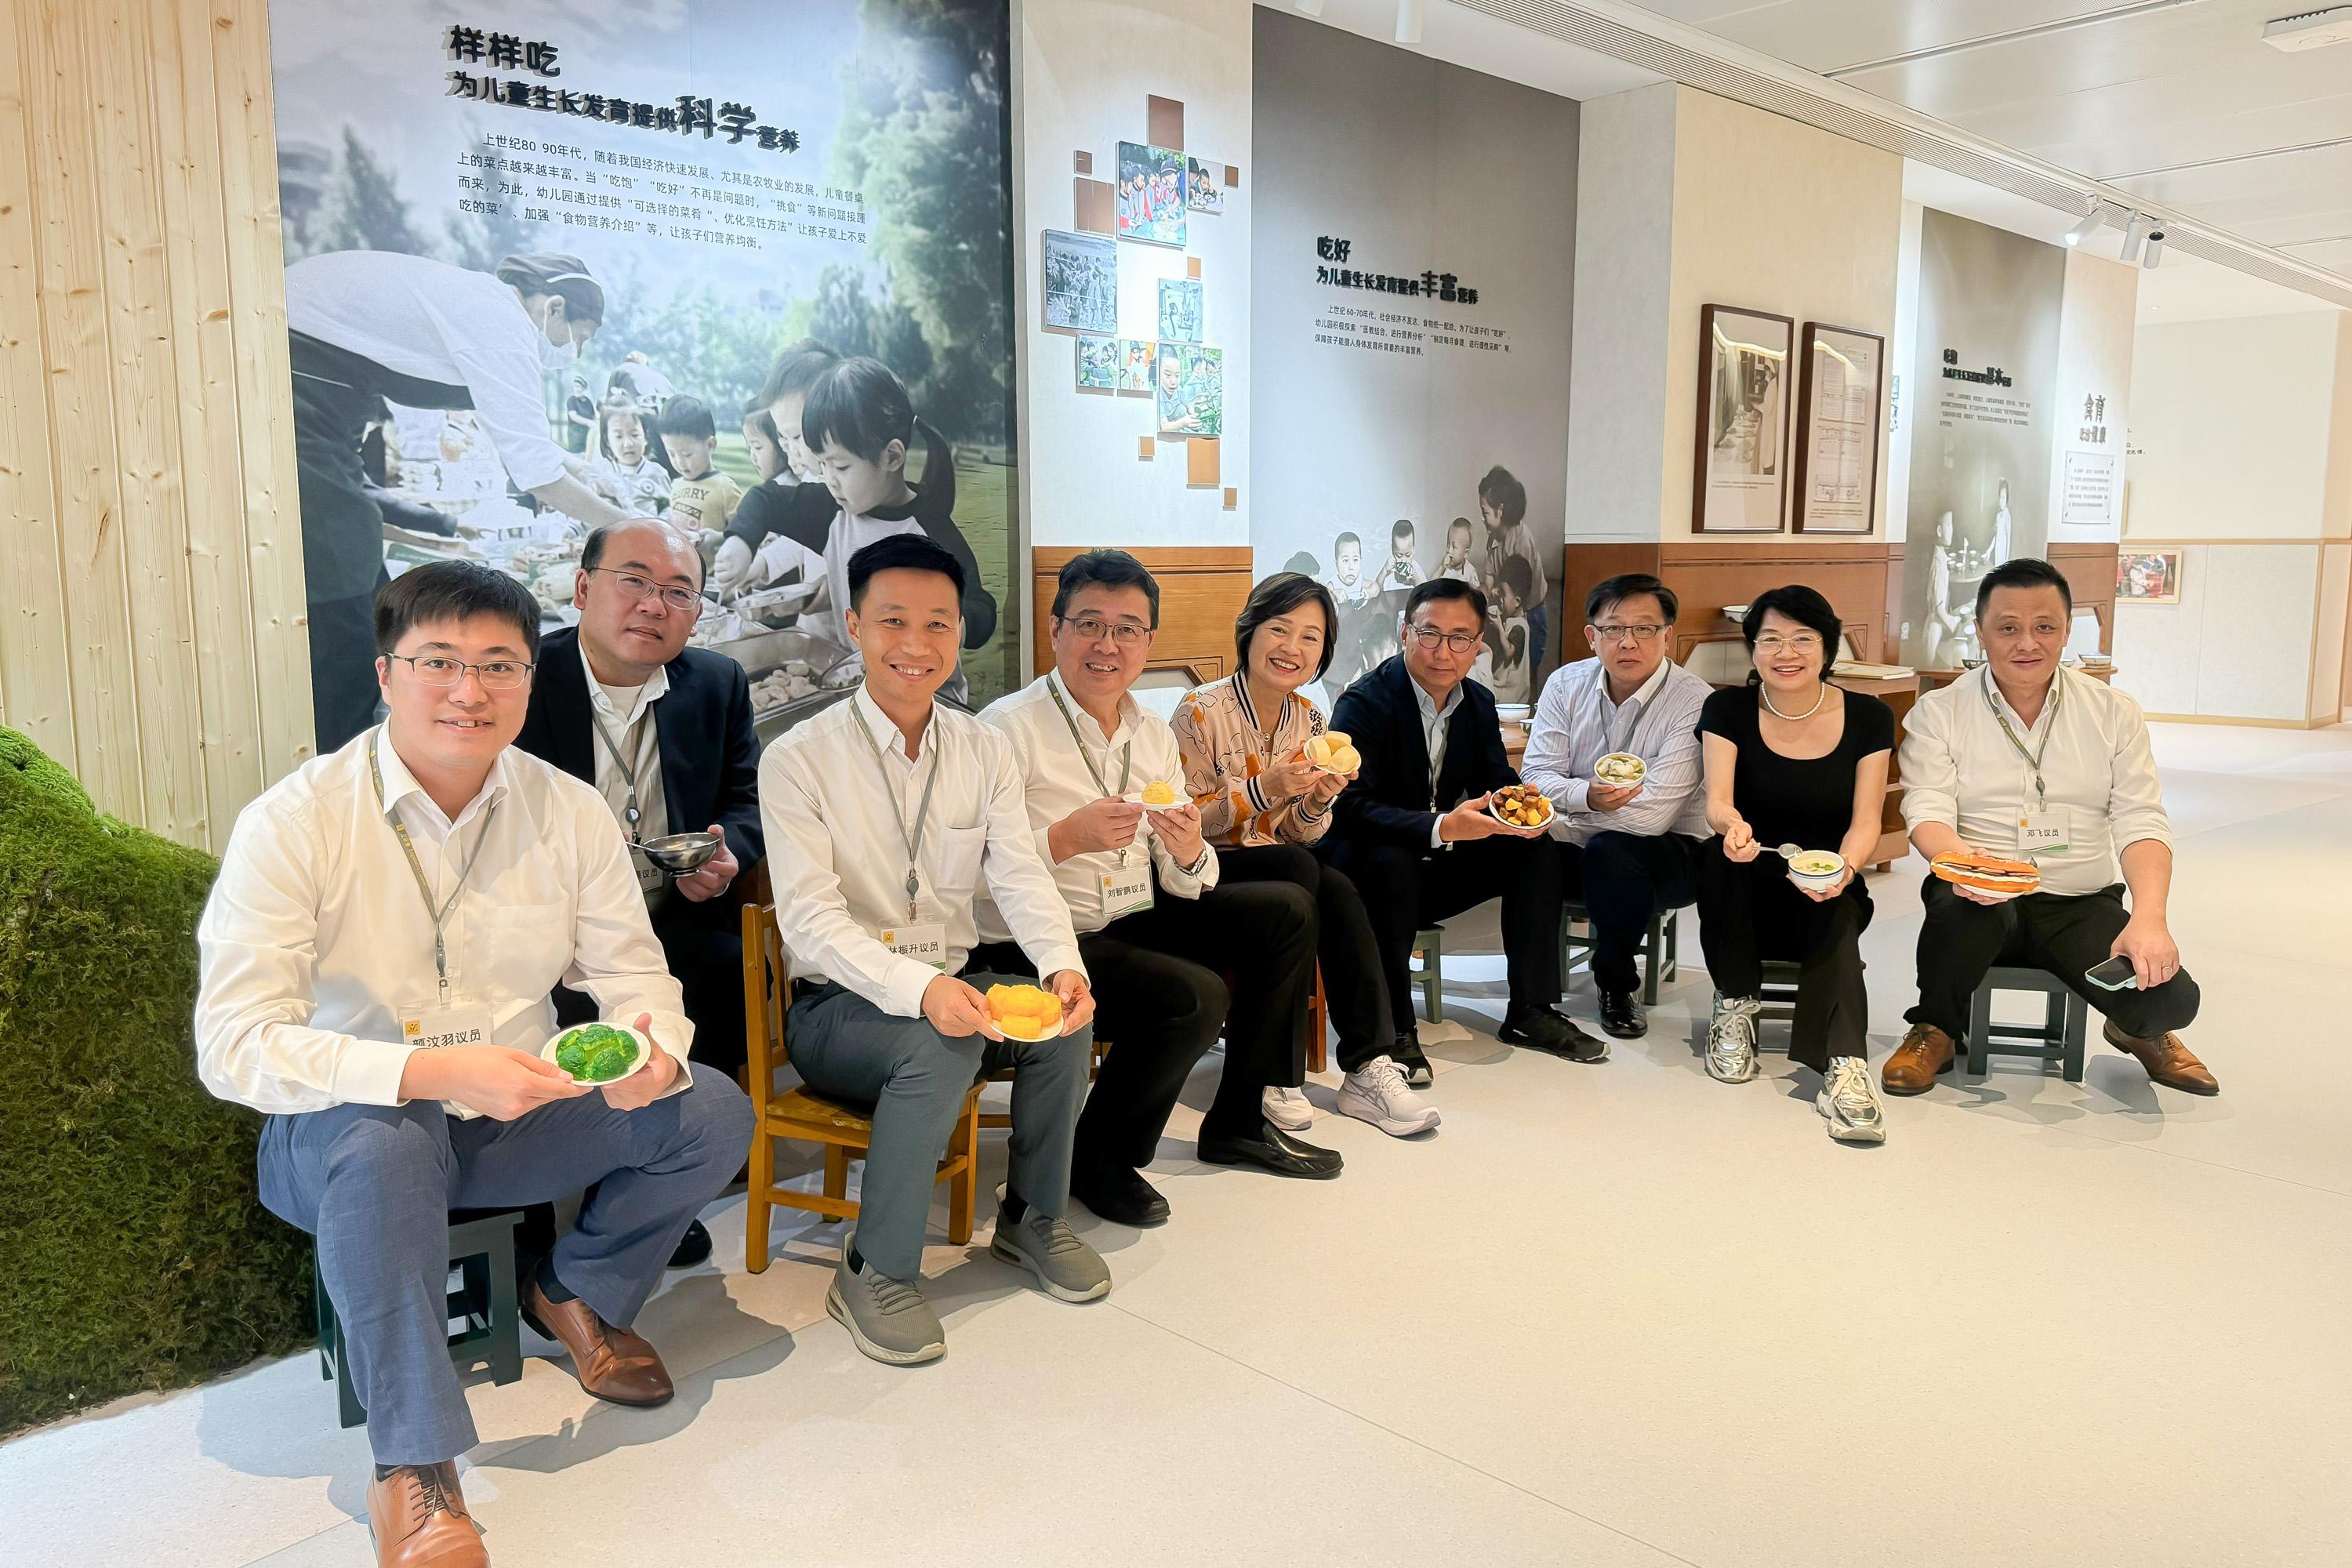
xmin=2085 ymin=954 xmax=2140 ymax=991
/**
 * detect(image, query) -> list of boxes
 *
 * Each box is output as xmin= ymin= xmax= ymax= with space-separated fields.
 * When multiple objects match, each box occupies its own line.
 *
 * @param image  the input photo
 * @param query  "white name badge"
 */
xmin=878 ymin=922 xmax=949 ymax=971
xmin=399 ymin=1000 xmax=495 ymax=1053
xmin=1100 ymin=864 xmax=1154 ymax=920
xmin=2019 ymin=808 xmax=2071 ymax=856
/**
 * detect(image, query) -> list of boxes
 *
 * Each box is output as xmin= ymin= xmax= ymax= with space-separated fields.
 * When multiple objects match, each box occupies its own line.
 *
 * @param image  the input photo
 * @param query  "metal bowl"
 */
xmin=639 ymin=829 xmax=723 ymax=874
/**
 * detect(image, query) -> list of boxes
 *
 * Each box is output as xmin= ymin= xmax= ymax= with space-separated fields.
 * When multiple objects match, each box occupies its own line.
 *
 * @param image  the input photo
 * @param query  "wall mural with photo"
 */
xmin=1250 ymin=7 xmax=1577 ymax=703
xmin=1900 ymin=209 xmax=2066 ymax=670
xmin=267 ymin=0 xmax=1019 ymax=750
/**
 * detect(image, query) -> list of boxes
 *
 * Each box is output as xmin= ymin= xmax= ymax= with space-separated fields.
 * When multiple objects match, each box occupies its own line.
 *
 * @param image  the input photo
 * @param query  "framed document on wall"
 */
xmin=1790 ymin=322 xmax=1886 ymax=535
xmin=1692 ymin=304 xmax=1793 ymax=534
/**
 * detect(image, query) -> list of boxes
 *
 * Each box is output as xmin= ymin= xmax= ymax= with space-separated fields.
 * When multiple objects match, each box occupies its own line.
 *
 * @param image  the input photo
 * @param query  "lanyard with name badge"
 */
xmin=1049 ymin=677 xmax=1154 ymax=917
xmin=369 ymin=733 xmax=499 ymax=1055
xmin=589 ymin=703 xmax=667 ymax=895
xmin=853 ymin=710 xmax=951 ymax=967
xmin=1982 ymin=668 xmax=2071 ymax=855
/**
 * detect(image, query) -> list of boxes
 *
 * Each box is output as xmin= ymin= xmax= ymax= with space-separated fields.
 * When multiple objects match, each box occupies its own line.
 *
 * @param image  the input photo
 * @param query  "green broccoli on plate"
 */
xmin=553 ymin=1022 xmax=639 ymax=1081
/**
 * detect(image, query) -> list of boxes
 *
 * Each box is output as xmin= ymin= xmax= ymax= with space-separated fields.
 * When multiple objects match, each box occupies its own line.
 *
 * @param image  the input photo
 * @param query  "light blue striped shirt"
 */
xmin=1522 ymin=656 xmax=1712 ymax=845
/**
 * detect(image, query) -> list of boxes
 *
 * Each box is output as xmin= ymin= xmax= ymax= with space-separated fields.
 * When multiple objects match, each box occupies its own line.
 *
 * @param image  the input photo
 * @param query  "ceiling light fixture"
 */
xmin=2142 ymin=223 xmax=2168 ymax=267
xmin=1396 ymin=0 xmax=1426 ymax=45
xmin=2261 ymin=6 xmax=2352 ymax=52
xmin=2061 ymin=205 xmax=2107 ymax=247
xmin=2118 ymin=212 xmax=2148 ymax=264
xmin=1293 ymin=0 xmax=1324 ymax=16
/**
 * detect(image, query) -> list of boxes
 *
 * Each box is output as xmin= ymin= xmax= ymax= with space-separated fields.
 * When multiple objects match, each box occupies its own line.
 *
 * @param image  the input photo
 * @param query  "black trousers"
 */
xmin=971 ymin=879 xmax=1315 ymax=1162
xmin=1908 ymin=876 xmax=2201 ymax=1044
xmin=1560 ymin=831 xmax=1699 ymax=995
xmin=552 ymin=898 xmax=748 ymax=1079
xmin=1693 ymin=841 xmax=1872 ymax=1071
xmin=1218 ymin=843 xmax=1397 ymax=1074
xmin=1325 ymin=832 xmax=1564 ymax=1037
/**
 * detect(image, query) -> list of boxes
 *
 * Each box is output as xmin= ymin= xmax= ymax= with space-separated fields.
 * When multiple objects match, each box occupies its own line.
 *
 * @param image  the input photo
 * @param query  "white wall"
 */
xmin=2045 ymin=247 xmax=2138 ymax=545
xmin=1013 ymin=0 xmax=1253 ymax=551
xmin=2125 ymin=312 xmax=2345 ymax=540
xmin=1884 ymin=199 xmax=1923 ymax=546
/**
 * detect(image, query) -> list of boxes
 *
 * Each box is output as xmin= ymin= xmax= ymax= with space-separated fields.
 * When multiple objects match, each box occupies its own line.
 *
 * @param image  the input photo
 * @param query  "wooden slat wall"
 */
xmin=0 ymin=0 xmax=310 ymax=851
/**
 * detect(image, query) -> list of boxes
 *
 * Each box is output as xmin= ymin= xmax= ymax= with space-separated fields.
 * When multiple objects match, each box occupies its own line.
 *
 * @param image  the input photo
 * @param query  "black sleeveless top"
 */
xmin=1696 ymin=686 xmax=1895 ymax=855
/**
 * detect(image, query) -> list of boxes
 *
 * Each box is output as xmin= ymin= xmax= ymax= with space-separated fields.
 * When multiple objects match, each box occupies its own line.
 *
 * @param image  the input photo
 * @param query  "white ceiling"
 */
xmin=1267 ymin=0 xmax=2350 ymax=312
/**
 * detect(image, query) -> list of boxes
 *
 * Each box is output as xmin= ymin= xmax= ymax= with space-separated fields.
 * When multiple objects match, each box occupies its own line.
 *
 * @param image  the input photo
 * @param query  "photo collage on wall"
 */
xmin=1043 ymin=96 xmax=1236 ymax=488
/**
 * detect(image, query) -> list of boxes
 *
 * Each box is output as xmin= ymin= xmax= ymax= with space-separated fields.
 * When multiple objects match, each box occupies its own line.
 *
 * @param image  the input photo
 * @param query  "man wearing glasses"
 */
xmin=967 ymin=550 xmax=1329 ymax=1222
xmin=1522 ymin=573 xmax=1712 ymax=1043
xmin=1326 ymin=578 xmax=1599 ymax=1081
xmin=516 ymin=519 xmax=765 ymax=1267
xmin=194 ymin=561 xmax=753 ymax=1568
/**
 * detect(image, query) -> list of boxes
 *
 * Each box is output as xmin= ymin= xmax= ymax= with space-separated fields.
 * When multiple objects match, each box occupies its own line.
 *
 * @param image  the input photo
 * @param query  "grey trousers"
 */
xmin=787 ymin=974 xmax=1090 ymax=1280
xmin=256 ymin=1073 xmax=753 ymax=1465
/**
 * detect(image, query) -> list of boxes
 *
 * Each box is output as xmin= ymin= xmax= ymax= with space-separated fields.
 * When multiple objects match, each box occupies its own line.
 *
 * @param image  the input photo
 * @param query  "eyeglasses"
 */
xmin=1753 ymin=633 xmax=1824 ymax=655
xmin=586 ymin=567 xmax=703 ymax=614
xmin=387 ymin=654 xmax=535 ymax=690
xmin=1590 ymin=623 xmax=1665 ymax=644
xmin=1061 ymin=615 xmax=1150 ymax=647
xmin=1407 ymin=626 xmax=1483 ymax=654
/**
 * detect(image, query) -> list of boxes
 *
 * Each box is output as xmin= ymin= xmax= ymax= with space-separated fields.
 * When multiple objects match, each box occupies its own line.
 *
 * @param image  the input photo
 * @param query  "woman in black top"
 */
xmin=1693 ymin=584 xmax=1893 ymax=1144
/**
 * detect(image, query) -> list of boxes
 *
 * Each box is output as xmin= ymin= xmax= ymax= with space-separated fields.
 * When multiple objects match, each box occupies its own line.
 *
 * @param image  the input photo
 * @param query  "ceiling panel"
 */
xmin=1636 ymin=2 xmax=2100 ymax=72
xmin=2111 ymin=140 xmax=2352 ymax=246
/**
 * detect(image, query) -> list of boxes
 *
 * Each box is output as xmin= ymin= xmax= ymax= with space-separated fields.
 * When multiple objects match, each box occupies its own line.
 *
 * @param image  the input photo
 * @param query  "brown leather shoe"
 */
xmin=522 ymin=1278 xmax=674 ymax=1406
xmin=366 ymin=1461 xmax=486 ymax=1568
xmin=2104 ymin=1022 xmax=2220 ymax=1094
xmin=1881 ymin=1023 xmax=1956 ymax=1095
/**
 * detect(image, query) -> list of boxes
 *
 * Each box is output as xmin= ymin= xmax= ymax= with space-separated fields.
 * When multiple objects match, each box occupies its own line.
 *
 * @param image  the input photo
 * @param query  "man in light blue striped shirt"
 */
xmin=1523 ymin=573 xmax=1712 ymax=1041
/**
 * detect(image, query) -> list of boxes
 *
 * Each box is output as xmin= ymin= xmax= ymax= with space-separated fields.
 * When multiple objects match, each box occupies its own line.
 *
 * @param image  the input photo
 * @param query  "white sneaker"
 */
xmin=1706 ymin=993 xmax=1762 ymax=1083
xmin=1262 ymin=1085 xmax=1315 ymax=1131
xmin=1336 ymin=1056 xmax=1441 ymax=1137
xmin=1817 ymin=1056 xmax=1886 ymax=1143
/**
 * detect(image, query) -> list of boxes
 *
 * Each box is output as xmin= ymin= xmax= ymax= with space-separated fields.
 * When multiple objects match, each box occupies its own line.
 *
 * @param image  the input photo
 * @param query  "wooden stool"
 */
xmin=1408 ymin=924 xmax=1446 ymax=1024
xmin=315 ymin=1207 xmax=524 ymax=1429
xmin=1965 ymin=967 xmax=2088 ymax=1082
xmin=1755 ymin=959 xmax=1802 ymax=1037
xmin=1562 ymin=902 xmax=1680 ymax=1005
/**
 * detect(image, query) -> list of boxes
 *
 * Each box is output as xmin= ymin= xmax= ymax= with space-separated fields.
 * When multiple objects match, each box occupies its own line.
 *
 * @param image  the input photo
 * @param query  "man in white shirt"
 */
xmin=968 ymin=551 xmax=1333 ymax=1228
xmin=1884 ymin=558 xmax=2213 ymax=1095
xmin=515 ymin=519 xmax=764 ymax=1270
xmin=194 ymin=563 xmax=753 ymax=1568
xmin=1523 ymin=574 xmax=1713 ymax=1042
xmin=759 ymin=535 xmax=1109 ymax=1367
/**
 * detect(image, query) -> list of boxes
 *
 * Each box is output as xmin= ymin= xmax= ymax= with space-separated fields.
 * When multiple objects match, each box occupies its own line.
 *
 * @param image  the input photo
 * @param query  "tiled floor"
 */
xmin=7 ymin=723 xmax=2347 ymax=1567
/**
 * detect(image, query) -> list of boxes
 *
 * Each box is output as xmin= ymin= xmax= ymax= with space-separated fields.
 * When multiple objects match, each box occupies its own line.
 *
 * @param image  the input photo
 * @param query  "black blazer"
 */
xmin=1328 ymin=655 xmax=1519 ymax=849
xmin=514 ymin=627 xmax=764 ymax=927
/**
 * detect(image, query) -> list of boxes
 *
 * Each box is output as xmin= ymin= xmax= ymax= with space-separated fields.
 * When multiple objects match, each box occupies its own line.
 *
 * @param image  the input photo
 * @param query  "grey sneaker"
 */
xmin=1706 ymin=993 xmax=1762 ymax=1083
xmin=1817 ymin=1056 xmax=1886 ymax=1144
xmin=827 ymin=1232 xmax=946 ymax=1365
xmin=1336 ymin=1055 xmax=1441 ymax=1136
xmin=989 ymin=1188 xmax=1112 ymax=1302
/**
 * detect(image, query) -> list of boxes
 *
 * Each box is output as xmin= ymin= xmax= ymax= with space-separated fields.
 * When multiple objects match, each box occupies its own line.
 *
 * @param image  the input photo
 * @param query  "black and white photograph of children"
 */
xmin=1044 ymin=227 xmax=1120 ymax=336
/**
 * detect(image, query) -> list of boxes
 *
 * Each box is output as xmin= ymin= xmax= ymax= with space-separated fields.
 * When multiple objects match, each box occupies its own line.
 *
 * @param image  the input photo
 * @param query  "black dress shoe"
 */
xmin=666 ymin=1219 xmax=713 ymax=1269
xmin=1499 ymin=1007 xmax=1610 ymax=1063
xmin=1598 ymin=989 xmax=1646 ymax=1039
xmin=1073 ymin=1165 xmax=1172 ymax=1228
xmin=1196 ymin=1119 xmax=1345 ymax=1179
xmin=1391 ymin=1043 xmax=1436 ymax=1088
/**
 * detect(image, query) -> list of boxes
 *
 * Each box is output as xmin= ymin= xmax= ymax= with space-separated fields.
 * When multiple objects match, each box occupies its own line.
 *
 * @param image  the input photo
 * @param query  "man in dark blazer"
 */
xmin=1325 ymin=578 xmax=1602 ymax=1073
xmin=516 ymin=520 xmax=763 ymax=1268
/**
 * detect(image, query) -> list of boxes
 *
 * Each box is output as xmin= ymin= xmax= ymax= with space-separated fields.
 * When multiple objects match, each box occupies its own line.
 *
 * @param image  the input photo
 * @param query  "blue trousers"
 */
xmin=256 ymin=1073 xmax=753 ymax=1465
xmin=786 ymin=974 xmax=1090 ymax=1281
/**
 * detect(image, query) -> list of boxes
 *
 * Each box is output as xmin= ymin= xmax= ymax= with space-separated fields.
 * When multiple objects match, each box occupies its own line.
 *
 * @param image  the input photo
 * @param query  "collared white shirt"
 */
xmin=1900 ymin=665 xmax=2173 ymax=897
xmin=581 ymin=640 xmax=671 ymax=895
xmin=194 ymin=728 xmax=691 ymax=1118
xmin=1522 ymin=655 xmax=1712 ymax=844
xmin=759 ymin=687 xmax=1086 ymax=1016
xmin=1410 ymin=673 xmax=1465 ymax=850
xmin=976 ymin=672 xmax=1218 ymax=938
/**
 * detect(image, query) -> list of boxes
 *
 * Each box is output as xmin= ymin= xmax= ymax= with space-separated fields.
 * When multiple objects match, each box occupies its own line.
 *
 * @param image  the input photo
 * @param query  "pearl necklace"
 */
xmin=1762 ymin=683 xmax=1828 ymax=721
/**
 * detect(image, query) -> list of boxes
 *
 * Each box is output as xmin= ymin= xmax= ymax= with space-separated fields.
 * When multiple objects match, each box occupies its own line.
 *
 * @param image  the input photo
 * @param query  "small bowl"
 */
xmin=1722 ymin=604 xmax=1751 ymax=625
xmin=1592 ymin=752 xmax=1648 ymax=788
xmin=1496 ymin=703 xmax=1533 ymax=724
xmin=541 ymin=1022 xmax=655 ymax=1086
xmin=639 ymin=829 xmax=722 ymax=873
xmin=1785 ymin=853 xmax=1846 ymax=893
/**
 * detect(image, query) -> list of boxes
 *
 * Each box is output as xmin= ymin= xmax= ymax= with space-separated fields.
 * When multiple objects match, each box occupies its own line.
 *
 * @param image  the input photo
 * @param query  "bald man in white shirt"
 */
xmin=1884 ymin=559 xmax=2214 ymax=1097
xmin=194 ymin=563 xmax=752 ymax=1568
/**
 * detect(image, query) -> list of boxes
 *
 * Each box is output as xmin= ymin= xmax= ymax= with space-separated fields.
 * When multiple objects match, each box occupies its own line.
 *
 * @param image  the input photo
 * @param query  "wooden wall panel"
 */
xmin=1031 ymin=546 xmax=1255 ymax=688
xmin=0 ymin=0 xmax=309 ymax=851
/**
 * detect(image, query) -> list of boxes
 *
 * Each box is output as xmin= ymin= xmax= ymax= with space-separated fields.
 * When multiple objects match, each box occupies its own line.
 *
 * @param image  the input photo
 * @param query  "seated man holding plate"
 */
xmin=967 ymin=550 xmax=1320 ymax=1229
xmin=1884 ymin=557 xmax=2212 ymax=1096
xmin=758 ymin=535 xmax=1109 ymax=1367
xmin=194 ymin=562 xmax=753 ymax=1568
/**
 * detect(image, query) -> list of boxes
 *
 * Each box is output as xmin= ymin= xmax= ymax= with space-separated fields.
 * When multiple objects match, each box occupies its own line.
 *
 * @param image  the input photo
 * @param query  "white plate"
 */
xmin=1122 ymin=785 xmax=1186 ymax=808
xmin=1929 ymin=874 xmax=2031 ymax=903
xmin=1486 ymin=795 xmax=1555 ymax=833
xmin=541 ymin=1022 xmax=655 ymax=1086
